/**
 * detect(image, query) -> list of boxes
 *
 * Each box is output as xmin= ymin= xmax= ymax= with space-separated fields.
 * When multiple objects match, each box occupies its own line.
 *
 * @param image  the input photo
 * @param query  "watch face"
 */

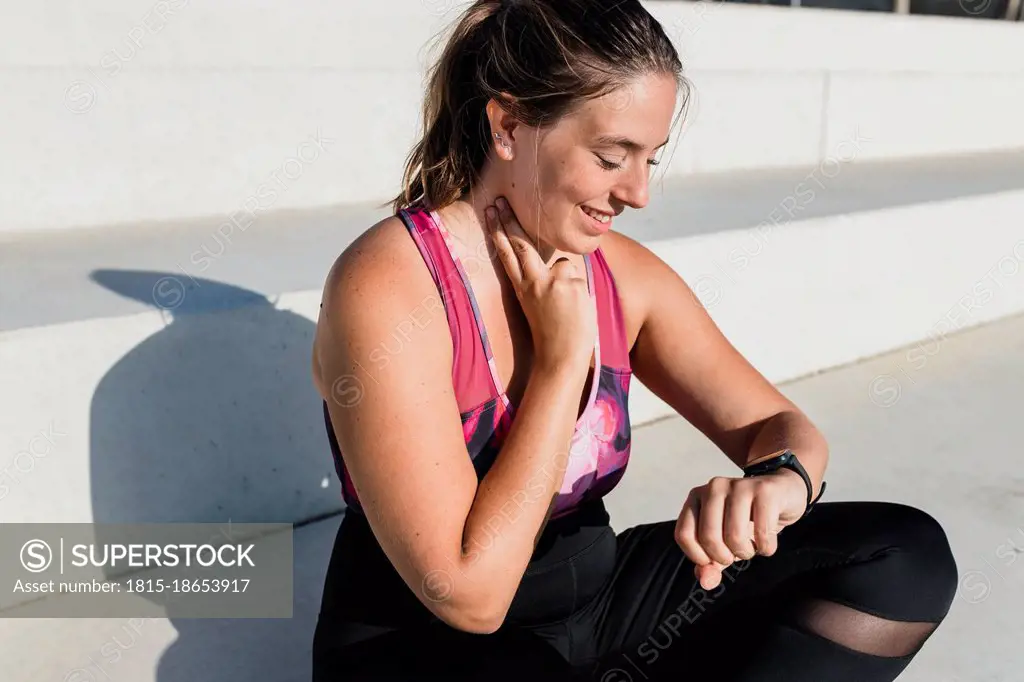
xmin=745 ymin=451 xmax=794 ymax=476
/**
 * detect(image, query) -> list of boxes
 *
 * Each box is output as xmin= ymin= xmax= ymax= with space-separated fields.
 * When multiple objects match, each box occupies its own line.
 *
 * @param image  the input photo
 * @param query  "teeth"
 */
xmin=582 ymin=207 xmax=611 ymax=223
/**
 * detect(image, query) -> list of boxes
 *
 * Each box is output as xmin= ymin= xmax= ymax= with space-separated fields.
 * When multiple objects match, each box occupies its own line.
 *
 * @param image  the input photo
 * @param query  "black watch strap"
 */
xmin=742 ymin=450 xmax=826 ymax=517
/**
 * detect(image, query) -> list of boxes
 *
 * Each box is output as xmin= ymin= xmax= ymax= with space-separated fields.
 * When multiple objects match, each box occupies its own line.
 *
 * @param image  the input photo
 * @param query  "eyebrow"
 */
xmin=594 ymin=134 xmax=671 ymax=153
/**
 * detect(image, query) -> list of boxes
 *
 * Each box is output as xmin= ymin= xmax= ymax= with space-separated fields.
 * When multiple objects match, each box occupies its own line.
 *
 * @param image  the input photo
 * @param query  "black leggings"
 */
xmin=312 ymin=500 xmax=959 ymax=681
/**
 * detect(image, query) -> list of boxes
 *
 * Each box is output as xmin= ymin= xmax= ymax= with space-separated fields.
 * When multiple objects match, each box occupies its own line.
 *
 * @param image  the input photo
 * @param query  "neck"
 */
xmin=445 ymin=161 xmax=571 ymax=266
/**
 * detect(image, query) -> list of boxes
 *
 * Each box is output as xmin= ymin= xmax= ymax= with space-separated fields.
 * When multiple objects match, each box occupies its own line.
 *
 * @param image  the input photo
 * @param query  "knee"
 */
xmin=878 ymin=503 xmax=959 ymax=621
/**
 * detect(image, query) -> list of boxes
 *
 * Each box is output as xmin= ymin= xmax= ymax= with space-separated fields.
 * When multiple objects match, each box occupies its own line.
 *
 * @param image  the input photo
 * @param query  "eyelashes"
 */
xmin=595 ymin=154 xmax=660 ymax=171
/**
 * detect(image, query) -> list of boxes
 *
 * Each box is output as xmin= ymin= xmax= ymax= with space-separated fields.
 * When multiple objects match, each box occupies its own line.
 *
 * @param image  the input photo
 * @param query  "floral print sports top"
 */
xmin=323 ymin=205 xmax=633 ymax=521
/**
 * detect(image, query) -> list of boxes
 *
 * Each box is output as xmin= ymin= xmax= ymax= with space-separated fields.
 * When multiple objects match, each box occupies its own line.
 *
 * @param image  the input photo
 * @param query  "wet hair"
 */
xmin=391 ymin=0 xmax=687 ymax=213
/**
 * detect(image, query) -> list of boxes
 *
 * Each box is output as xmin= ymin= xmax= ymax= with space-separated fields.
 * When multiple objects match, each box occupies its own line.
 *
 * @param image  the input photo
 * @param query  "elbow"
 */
xmin=430 ymin=591 xmax=510 ymax=635
xmin=412 ymin=552 xmax=517 ymax=634
xmin=446 ymin=607 xmax=506 ymax=635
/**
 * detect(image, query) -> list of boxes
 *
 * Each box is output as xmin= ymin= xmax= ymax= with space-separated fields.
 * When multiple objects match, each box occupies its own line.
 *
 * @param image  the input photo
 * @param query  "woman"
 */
xmin=311 ymin=1 xmax=958 ymax=679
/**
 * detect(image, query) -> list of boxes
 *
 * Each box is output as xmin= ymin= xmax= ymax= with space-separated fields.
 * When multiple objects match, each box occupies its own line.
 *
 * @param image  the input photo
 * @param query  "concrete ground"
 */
xmin=3 ymin=309 xmax=1022 ymax=681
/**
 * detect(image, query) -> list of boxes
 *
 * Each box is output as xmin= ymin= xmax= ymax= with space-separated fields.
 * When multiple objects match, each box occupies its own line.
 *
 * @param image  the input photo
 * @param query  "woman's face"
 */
xmin=500 ymin=72 xmax=679 ymax=255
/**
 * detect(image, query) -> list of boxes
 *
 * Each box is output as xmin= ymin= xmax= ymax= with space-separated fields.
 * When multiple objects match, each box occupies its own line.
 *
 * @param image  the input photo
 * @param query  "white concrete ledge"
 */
xmin=628 ymin=189 xmax=1024 ymax=424
xmin=3 ymin=1 xmax=1024 ymax=233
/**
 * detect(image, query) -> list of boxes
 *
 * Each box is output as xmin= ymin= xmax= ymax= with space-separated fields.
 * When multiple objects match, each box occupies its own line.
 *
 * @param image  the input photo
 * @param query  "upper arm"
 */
xmin=603 ymin=232 xmax=796 ymax=465
xmin=312 ymin=218 xmax=484 ymax=626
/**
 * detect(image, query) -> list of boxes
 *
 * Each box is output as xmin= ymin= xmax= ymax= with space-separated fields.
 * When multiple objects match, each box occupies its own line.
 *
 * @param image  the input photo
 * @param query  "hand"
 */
xmin=487 ymin=197 xmax=597 ymax=370
xmin=674 ymin=470 xmax=808 ymax=590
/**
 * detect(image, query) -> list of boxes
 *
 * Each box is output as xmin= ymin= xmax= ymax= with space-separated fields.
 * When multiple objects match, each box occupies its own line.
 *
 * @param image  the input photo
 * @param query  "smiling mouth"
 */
xmin=581 ymin=204 xmax=610 ymax=223
xmin=581 ymin=205 xmax=614 ymax=226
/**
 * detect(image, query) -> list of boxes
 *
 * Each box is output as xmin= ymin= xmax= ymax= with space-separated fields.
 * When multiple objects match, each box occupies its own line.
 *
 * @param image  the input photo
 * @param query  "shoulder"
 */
xmin=593 ymin=230 xmax=680 ymax=349
xmin=597 ymin=229 xmax=667 ymax=282
xmin=321 ymin=213 xmax=437 ymax=317
xmin=313 ymin=213 xmax=450 ymax=395
xmin=325 ymin=214 xmax=423 ymax=295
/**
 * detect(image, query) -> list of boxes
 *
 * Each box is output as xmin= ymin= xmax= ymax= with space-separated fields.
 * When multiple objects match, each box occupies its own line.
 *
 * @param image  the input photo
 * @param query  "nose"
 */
xmin=614 ymin=161 xmax=650 ymax=210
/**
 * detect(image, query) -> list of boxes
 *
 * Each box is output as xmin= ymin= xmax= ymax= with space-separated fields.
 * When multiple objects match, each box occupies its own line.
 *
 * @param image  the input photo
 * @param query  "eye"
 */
xmin=595 ymin=154 xmax=622 ymax=171
xmin=647 ymin=158 xmax=660 ymax=167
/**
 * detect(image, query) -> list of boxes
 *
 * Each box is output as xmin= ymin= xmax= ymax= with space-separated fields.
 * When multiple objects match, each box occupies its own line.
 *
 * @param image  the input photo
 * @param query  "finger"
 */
xmin=723 ymin=481 xmax=757 ymax=560
xmin=752 ymin=483 xmax=782 ymax=557
xmin=697 ymin=478 xmax=737 ymax=566
xmin=696 ymin=562 xmax=724 ymax=591
xmin=495 ymin=197 xmax=546 ymax=282
xmin=486 ymin=206 xmax=523 ymax=286
xmin=675 ymin=489 xmax=712 ymax=567
xmin=548 ymin=256 xmax=581 ymax=280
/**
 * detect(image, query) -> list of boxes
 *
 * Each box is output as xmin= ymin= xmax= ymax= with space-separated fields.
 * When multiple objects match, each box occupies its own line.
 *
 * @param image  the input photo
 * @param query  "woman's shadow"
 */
xmin=88 ymin=269 xmax=343 ymax=682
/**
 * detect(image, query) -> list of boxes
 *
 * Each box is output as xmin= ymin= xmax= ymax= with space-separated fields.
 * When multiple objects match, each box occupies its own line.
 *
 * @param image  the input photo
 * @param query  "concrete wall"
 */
xmin=2 ymin=0 xmax=1023 ymax=234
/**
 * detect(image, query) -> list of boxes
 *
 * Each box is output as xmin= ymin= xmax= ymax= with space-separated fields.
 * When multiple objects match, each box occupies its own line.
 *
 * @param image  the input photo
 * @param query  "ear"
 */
xmin=485 ymin=95 xmax=520 ymax=154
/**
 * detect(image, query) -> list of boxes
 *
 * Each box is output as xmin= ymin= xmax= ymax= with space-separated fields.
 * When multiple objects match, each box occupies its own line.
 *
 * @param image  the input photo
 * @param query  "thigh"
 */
xmin=572 ymin=501 xmax=947 ymax=678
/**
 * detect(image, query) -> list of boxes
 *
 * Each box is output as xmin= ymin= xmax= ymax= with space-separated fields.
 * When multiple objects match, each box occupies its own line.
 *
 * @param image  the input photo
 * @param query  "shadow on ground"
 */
xmin=87 ymin=269 xmax=343 ymax=682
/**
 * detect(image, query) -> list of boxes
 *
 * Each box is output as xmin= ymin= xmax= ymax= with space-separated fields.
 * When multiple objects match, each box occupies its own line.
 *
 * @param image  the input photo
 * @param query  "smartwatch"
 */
xmin=742 ymin=449 xmax=825 ymax=517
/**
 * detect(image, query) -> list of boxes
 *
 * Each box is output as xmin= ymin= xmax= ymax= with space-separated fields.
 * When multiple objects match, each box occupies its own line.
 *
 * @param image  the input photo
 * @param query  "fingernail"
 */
xmin=497 ymin=197 xmax=507 ymax=209
xmin=485 ymin=207 xmax=495 ymax=220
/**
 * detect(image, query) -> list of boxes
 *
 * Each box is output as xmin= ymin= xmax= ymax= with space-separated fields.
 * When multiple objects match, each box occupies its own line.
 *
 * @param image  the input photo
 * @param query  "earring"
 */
xmin=493 ymin=132 xmax=512 ymax=158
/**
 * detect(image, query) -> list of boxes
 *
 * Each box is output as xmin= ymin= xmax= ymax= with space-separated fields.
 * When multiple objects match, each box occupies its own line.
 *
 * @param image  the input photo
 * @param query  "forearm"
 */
xmin=744 ymin=409 xmax=829 ymax=500
xmin=454 ymin=360 xmax=589 ymax=617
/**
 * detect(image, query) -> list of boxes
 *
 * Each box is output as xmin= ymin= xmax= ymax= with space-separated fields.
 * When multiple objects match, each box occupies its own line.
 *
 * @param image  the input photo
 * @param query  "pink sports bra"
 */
xmin=323 ymin=204 xmax=634 ymax=520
